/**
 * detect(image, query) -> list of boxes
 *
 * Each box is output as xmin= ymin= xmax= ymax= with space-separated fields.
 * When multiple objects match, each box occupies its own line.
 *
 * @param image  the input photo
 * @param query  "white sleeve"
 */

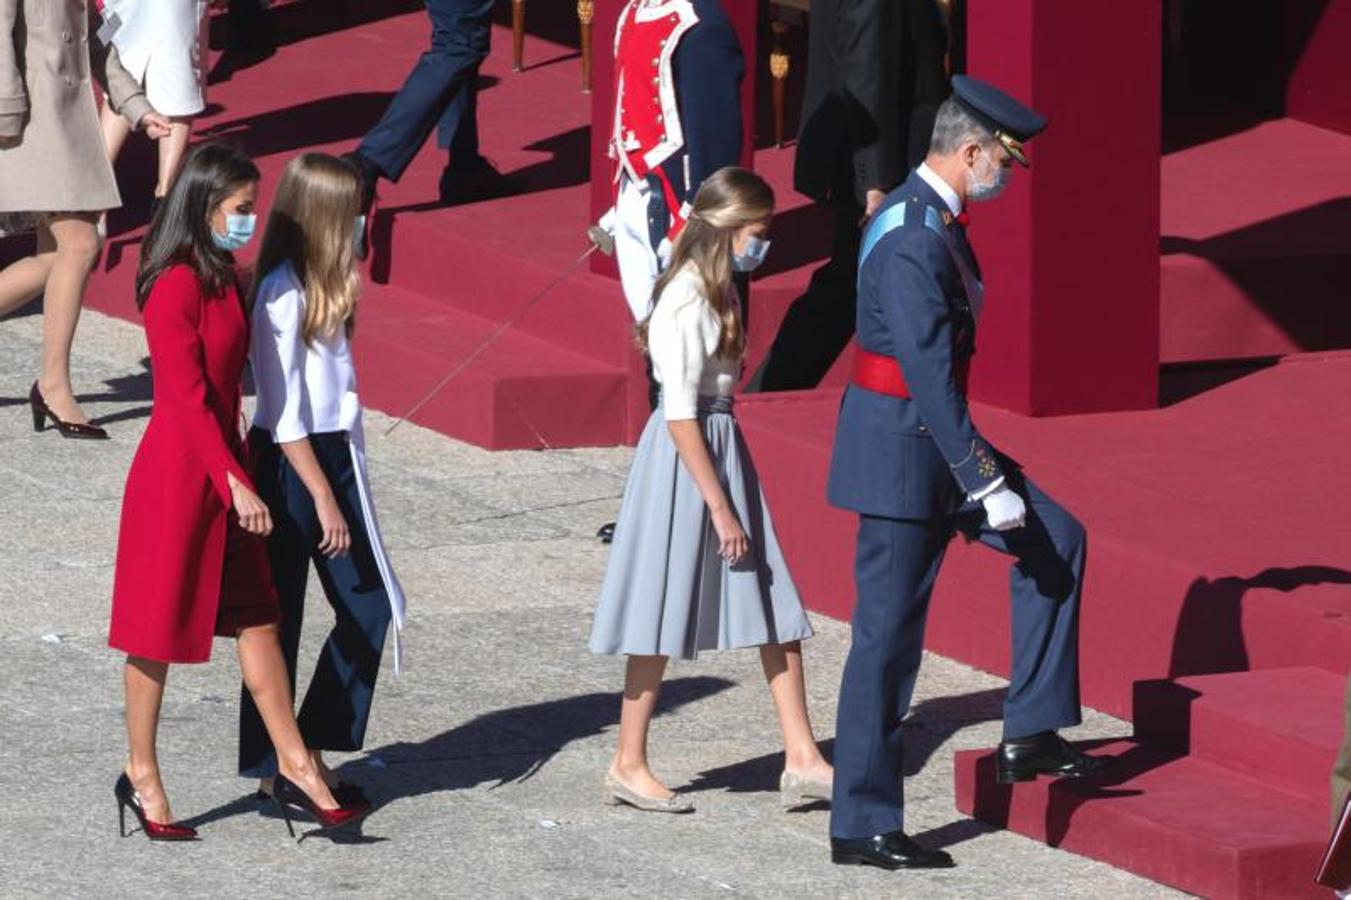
xmin=250 ymin=279 xmax=311 ymax=443
xmin=650 ymin=290 xmax=706 ymax=422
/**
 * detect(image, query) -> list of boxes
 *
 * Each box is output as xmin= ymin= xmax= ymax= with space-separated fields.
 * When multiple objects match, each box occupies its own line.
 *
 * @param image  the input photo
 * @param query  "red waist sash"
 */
xmin=851 ymin=347 xmax=970 ymax=398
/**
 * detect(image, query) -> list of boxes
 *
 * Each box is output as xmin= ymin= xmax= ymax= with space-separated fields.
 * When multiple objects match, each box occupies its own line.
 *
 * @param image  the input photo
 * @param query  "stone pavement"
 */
xmin=0 ymin=306 xmax=1182 ymax=898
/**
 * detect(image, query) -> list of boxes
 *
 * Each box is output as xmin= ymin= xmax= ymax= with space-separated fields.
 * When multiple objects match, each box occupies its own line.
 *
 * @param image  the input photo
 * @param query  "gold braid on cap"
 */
xmin=994 ymin=130 xmax=1028 ymax=165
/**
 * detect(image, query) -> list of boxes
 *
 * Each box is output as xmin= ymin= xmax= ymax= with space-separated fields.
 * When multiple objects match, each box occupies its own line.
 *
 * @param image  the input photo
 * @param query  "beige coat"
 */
xmin=0 ymin=0 xmax=152 ymax=213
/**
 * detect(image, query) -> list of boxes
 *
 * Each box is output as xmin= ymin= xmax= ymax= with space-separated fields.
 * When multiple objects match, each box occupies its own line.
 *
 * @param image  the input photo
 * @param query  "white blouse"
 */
xmin=250 ymin=263 xmax=359 ymax=442
xmin=648 ymin=267 xmax=741 ymax=421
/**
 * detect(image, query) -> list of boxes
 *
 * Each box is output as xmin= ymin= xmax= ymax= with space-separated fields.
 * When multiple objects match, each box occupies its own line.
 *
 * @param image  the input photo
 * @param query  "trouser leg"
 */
xmin=356 ymin=0 xmax=493 ymax=182
xmin=614 ymin=175 xmax=664 ymax=321
xmin=971 ymin=473 xmax=1087 ymax=740
xmin=294 ymin=435 xmax=393 ymax=752
xmin=830 ymin=514 xmax=949 ymax=839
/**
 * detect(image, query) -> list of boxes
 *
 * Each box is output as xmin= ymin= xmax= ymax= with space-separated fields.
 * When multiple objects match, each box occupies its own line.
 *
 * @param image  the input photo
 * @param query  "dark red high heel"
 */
xmin=30 ymin=382 xmax=108 ymax=440
xmin=114 ymin=773 xmax=198 ymax=841
xmin=272 ymin=773 xmax=371 ymax=839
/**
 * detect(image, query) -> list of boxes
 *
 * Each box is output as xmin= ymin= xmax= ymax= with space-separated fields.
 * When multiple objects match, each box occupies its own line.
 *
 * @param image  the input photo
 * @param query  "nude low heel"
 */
xmin=780 ymin=771 xmax=832 ymax=810
xmin=602 ymin=772 xmax=694 ymax=814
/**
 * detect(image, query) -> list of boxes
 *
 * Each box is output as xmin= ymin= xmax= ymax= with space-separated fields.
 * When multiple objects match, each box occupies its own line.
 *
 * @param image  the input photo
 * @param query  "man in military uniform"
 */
xmin=827 ymin=76 xmax=1111 ymax=871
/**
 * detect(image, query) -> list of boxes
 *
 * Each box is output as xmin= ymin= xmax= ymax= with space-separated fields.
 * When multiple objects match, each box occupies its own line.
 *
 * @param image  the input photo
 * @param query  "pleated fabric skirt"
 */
xmin=589 ymin=396 xmax=814 ymax=660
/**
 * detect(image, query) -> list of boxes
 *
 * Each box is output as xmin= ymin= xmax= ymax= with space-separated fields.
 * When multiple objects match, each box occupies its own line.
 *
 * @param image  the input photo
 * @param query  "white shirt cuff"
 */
xmin=969 ymin=476 xmax=1006 ymax=503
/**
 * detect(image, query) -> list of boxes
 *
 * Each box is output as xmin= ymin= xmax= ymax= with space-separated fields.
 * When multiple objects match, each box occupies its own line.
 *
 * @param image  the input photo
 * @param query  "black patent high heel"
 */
xmin=114 ymin=773 xmax=198 ymax=841
xmin=271 ymin=773 xmax=370 ymax=840
xmin=30 ymin=382 xmax=109 ymax=440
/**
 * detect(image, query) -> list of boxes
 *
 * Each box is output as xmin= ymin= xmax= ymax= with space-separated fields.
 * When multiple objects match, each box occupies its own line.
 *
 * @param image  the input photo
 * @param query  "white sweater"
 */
xmin=648 ymin=268 xmax=741 ymax=420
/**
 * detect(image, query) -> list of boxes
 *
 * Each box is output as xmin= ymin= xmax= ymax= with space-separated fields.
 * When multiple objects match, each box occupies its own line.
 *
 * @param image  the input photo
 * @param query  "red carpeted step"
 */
xmin=954 ymin=740 xmax=1331 ymax=900
xmin=737 ymin=355 xmax=1351 ymax=719
xmin=353 ymin=283 xmax=628 ymax=449
xmin=1133 ymin=668 xmax=1347 ymax=803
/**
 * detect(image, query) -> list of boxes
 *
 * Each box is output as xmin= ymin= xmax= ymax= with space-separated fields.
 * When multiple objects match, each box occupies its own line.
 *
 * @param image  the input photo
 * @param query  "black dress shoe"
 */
xmin=996 ymin=731 xmax=1112 ymax=784
xmin=596 ymin=522 xmax=616 ymax=544
xmin=831 ymin=831 xmax=956 ymax=870
xmin=438 ymin=157 xmax=517 ymax=206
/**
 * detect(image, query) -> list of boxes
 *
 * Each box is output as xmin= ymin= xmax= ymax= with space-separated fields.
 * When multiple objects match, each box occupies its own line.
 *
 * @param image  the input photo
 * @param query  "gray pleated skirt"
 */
xmin=588 ymin=395 xmax=814 ymax=660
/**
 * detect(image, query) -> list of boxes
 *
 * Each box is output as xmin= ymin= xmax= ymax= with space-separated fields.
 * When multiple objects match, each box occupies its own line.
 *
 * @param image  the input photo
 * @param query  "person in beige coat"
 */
xmin=0 ymin=0 xmax=169 ymax=437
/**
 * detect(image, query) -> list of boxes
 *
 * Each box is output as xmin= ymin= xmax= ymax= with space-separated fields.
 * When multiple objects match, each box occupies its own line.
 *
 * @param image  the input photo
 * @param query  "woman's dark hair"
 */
xmin=135 ymin=142 xmax=261 ymax=311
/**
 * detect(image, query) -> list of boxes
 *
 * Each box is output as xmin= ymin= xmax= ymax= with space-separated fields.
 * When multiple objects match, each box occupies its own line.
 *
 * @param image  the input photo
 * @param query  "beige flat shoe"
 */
xmin=780 ymin=770 xmax=832 ymax=810
xmin=602 ymin=772 xmax=694 ymax=814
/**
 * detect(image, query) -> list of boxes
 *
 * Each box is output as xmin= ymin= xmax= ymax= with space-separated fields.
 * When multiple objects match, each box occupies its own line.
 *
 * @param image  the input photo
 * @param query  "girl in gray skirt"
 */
xmin=589 ymin=168 xmax=833 ymax=813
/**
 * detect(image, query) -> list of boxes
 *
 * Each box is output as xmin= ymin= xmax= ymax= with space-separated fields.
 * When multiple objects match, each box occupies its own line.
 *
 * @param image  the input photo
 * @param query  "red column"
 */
xmin=965 ymin=0 xmax=1161 ymax=414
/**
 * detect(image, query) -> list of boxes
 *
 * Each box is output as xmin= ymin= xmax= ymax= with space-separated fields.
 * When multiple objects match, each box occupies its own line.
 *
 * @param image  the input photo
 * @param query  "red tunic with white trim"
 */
xmin=612 ymin=1 xmax=701 ymax=237
xmin=614 ymin=4 xmax=682 ymax=182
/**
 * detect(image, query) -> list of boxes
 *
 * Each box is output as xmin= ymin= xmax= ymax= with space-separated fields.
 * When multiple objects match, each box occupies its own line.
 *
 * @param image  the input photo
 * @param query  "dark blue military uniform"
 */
xmin=826 ymin=102 xmax=1089 ymax=839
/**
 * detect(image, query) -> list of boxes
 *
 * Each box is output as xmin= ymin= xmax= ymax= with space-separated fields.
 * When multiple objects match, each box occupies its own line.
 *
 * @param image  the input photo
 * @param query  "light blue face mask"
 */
xmin=353 ymin=214 xmax=367 ymax=252
xmin=732 ymin=235 xmax=772 ymax=273
xmin=212 ymin=213 xmax=257 ymax=252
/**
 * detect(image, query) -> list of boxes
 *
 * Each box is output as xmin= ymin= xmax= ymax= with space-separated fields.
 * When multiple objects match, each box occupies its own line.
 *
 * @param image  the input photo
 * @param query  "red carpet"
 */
xmin=1 ymin=6 xmax=1346 ymax=895
xmin=1161 ymin=118 xmax=1351 ymax=363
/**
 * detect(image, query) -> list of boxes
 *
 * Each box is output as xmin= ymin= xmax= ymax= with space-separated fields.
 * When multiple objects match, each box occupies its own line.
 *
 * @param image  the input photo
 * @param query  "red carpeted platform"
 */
xmin=740 ymin=353 xmax=1351 ymax=716
xmin=1161 ymin=118 xmax=1351 ymax=363
xmin=738 ymin=354 xmax=1351 ymax=898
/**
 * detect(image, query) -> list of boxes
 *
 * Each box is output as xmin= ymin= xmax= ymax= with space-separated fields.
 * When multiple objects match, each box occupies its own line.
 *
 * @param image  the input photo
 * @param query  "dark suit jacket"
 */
xmin=826 ymin=169 xmax=1005 ymax=520
xmin=794 ymin=0 xmax=949 ymax=206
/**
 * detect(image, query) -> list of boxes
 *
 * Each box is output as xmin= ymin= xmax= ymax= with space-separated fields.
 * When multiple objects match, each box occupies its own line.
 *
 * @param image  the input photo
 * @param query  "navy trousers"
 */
xmin=356 ymin=0 xmax=495 ymax=182
xmin=829 ymin=473 xmax=1086 ymax=839
xmin=238 ymin=431 xmax=393 ymax=778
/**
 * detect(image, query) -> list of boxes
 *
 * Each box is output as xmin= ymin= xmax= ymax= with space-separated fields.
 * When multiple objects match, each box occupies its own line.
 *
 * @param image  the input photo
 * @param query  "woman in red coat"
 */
xmin=108 ymin=143 xmax=367 ymax=841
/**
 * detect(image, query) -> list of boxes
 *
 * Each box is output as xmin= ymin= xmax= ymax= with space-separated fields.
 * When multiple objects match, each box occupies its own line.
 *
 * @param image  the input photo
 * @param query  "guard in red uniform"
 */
xmin=605 ymin=0 xmax=744 ymax=322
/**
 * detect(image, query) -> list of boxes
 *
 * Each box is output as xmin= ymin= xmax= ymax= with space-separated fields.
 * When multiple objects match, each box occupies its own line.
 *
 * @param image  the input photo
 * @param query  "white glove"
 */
xmin=982 ymin=486 xmax=1026 ymax=532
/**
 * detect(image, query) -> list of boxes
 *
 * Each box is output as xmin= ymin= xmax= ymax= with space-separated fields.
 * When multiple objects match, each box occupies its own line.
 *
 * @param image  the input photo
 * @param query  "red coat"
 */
xmin=108 ymin=265 xmax=274 ymax=663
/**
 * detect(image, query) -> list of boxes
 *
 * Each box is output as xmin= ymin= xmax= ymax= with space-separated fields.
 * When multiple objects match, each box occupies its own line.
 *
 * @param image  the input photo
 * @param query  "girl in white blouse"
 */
xmin=238 ymin=153 xmax=405 ymax=802
xmin=589 ymin=167 xmax=833 ymax=813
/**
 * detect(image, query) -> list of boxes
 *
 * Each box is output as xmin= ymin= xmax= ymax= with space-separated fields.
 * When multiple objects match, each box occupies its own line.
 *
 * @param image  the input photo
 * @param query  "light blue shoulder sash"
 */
xmin=858 ymin=202 xmax=945 ymax=282
xmin=857 ymin=200 xmax=985 ymax=318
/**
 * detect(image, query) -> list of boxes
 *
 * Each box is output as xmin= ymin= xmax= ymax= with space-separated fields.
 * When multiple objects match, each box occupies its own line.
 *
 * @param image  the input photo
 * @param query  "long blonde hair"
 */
xmin=637 ymin=167 xmax=774 ymax=360
xmin=249 ymin=153 xmax=362 ymax=345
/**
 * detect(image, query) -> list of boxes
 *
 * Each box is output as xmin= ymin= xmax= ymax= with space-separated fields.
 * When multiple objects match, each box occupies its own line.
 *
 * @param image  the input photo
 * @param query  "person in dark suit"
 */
xmin=344 ymin=0 xmax=509 ymax=255
xmin=748 ymin=0 xmax=949 ymax=393
xmin=825 ymin=77 xmax=1110 ymax=871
